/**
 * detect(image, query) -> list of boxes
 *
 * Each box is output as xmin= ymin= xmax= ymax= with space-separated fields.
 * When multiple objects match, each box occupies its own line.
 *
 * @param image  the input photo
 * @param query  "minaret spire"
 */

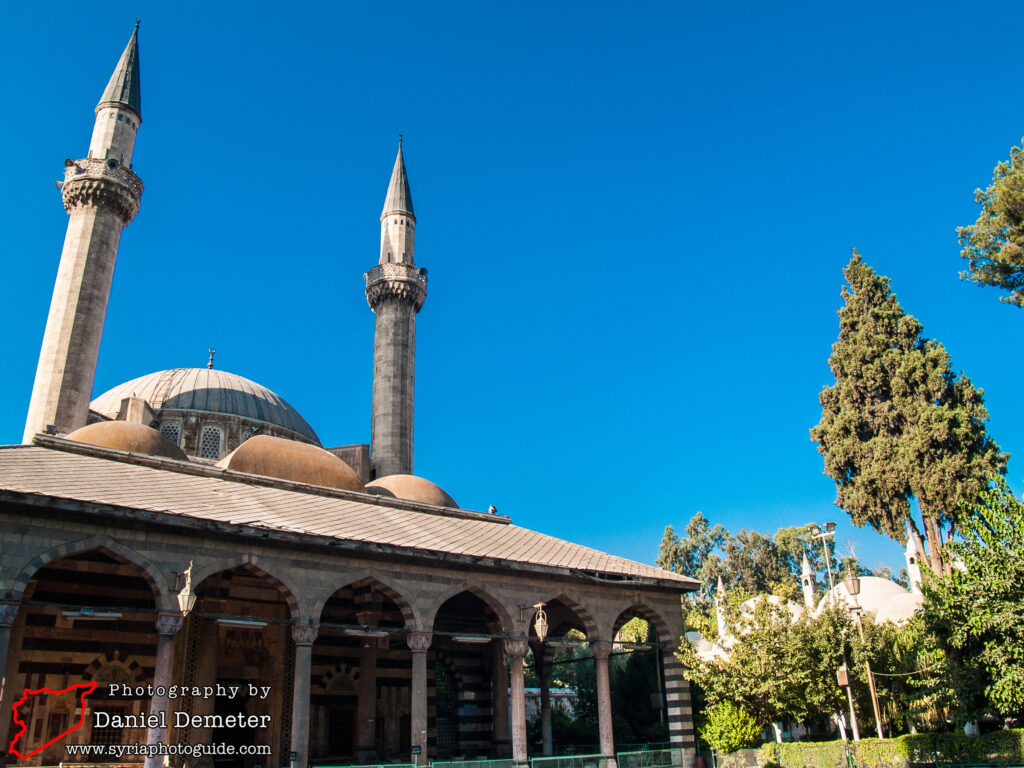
xmin=23 ymin=26 xmax=144 ymax=441
xmin=800 ymin=551 xmax=816 ymax=609
xmin=365 ymin=140 xmax=427 ymax=478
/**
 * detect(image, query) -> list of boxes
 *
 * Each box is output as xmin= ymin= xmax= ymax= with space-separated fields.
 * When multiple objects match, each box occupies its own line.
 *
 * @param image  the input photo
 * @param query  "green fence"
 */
xmin=616 ymin=748 xmax=687 ymax=768
xmin=530 ymin=753 xmax=614 ymax=768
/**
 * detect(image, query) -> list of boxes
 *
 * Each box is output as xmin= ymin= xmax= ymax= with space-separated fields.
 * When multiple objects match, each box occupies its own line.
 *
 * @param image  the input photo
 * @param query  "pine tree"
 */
xmin=958 ymin=140 xmax=1024 ymax=307
xmin=811 ymin=251 xmax=1006 ymax=573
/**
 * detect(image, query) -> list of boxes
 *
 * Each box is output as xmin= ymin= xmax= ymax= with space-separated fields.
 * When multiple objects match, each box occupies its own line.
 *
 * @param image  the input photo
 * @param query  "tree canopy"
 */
xmin=811 ymin=251 xmax=1006 ymax=573
xmin=958 ymin=140 xmax=1024 ymax=307
xmin=921 ymin=477 xmax=1024 ymax=722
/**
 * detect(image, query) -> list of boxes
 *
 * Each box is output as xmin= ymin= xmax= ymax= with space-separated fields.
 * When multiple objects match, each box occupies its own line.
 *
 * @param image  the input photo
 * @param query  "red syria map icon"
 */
xmin=8 ymin=681 xmax=98 ymax=759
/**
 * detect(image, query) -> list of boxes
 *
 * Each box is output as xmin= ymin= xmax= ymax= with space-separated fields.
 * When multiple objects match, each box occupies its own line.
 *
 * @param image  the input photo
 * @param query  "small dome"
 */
xmin=217 ymin=435 xmax=363 ymax=492
xmin=365 ymin=474 xmax=458 ymax=508
xmin=66 ymin=422 xmax=188 ymax=461
xmin=816 ymin=576 xmax=918 ymax=622
xmin=91 ymin=368 xmax=319 ymax=444
xmin=740 ymin=594 xmax=805 ymax=621
xmin=874 ymin=592 xmax=924 ymax=625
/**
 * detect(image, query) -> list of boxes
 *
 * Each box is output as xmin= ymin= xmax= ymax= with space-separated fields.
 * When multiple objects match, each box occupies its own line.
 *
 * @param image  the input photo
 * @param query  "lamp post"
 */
xmin=811 ymin=523 xmax=860 ymax=742
xmin=844 ymin=571 xmax=885 ymax=739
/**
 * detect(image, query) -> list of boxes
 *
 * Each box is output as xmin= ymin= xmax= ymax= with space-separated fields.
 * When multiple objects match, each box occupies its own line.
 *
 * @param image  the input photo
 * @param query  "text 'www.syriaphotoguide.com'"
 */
xmin=66 ymin=743 xmax=272 ymax=758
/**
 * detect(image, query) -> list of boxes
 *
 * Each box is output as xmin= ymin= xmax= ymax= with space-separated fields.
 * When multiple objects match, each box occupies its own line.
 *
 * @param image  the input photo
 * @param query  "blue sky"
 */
xmin=2 ymin=1 xmax=1021 ymax=577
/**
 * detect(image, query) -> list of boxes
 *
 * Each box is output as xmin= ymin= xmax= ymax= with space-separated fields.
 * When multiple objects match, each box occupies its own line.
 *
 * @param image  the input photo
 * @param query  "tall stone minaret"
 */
xmin=365 ymin=139 xmax=426 ymax=479
xmin=23 ymin=25 xmax=143 ymax=442
xmin=715 ymin=576 xmax=727 ymax=638
xmin=905 ymin=532 xmax=923 ymax=595
xmin=800 ymin=552 xmax=816 ymax=609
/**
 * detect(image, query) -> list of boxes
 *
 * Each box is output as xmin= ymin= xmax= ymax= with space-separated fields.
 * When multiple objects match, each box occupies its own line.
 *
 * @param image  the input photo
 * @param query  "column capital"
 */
xmin=504 ymin=637 xmax=529 ymax=658
xmin=0 ymin=602 xmax=19 ymax=627
xmin=590 ymin=641 xmax=613 ymax=660
xmin=292 ymin=623 xmax=319 ymax=646
xmin=406 ymin=632 xmax=432 ymax=652
xmin=155 ymin=611 xmax=184 ymax=636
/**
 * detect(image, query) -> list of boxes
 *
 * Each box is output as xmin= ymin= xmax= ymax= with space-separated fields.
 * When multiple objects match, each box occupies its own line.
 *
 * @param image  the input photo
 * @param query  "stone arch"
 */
xmin=538 ymin=592 xmax=601 ymax=641
xmin=190 ymin=557 xmax=300 ymax=622
xmin=427 ymin=582 xmax=513 ymax=635
xmin=611 ymin=602 xmax=673 ymax=648
xmin=310 ymin=571 xmax=418 ymax=629
xmin=82 ymin=653 xmax=146 ymax=684
xmin=11 ymin=535 xmax=174 ymax=611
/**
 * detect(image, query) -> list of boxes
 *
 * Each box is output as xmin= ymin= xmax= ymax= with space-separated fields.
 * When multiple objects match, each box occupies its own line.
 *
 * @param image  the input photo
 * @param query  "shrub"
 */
xmin=701 ymin=701 xmax=762 ymax=755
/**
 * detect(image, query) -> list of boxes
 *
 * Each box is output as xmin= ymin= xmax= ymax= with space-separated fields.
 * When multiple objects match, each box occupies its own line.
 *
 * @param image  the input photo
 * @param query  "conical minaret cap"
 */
xmin=381 ymin=139 xmax=414 ymax=218
xmin=801 ymin=552 xmax=813 ymax=575
xmin=98 ymin=22 xmax=141 ymax=118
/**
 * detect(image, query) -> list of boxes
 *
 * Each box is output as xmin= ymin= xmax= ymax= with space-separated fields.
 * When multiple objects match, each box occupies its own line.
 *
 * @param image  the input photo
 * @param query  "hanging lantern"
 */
xmin=533 ymin=602 xmax=548 ymax=643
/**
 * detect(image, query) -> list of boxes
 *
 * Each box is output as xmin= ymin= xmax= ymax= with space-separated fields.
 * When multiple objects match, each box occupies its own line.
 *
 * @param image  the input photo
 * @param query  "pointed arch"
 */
xmin=427 ymin=582 xmax=513 ymax=635
xmin=537 ymin=593 xmax=601 ymax=641
xmin=310 ymin=570 xmax=417 ymax=629
xmin=611 ymin=602 xmax=673 ymax=648
xmin=190 ymin=557 xmax=300 ymax=621
xmin=11 ymin=535 xmax=173 ymax=611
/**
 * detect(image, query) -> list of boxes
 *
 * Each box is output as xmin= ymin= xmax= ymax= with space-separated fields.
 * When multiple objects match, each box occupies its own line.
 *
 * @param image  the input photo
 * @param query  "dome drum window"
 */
xmin=199 ymin=425 xmax=223 ymax=459
xmin=159 ymin=421 xmax=181 ymax=446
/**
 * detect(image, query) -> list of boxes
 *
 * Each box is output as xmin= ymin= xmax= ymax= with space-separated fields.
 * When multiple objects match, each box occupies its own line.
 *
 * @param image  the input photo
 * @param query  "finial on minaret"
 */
xmin=207 ymin=348 xmax=216 ymax=369
xmin=399 ymin=133 xmax=403 ymax=149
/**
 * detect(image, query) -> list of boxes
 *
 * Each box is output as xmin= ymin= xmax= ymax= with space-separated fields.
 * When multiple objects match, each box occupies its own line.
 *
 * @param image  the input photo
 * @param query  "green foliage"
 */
xmin=700 ymin=700 xmax=761 ymax=754
xmin=683 ymin=597 xmax=810 ymax=730
xmin=922 ymin=477 xmax=1024 ymax=721
xmin=958 ymin=140 xmax=1024 ymax=307
xmin=719 ymin=731 xmax=1024 ymax=768
xmin=811 ymin=251 xmax=1006 ymax=573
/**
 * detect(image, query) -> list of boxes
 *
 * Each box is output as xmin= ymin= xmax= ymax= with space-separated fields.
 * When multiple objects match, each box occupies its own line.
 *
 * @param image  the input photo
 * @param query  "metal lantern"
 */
xmin=533 ymin=602 xmax=548 ymax=643
xmin=844 ymin=570 xmax=861 ymax=598
xmin=176 ymin=561 xmax=197 ymax=616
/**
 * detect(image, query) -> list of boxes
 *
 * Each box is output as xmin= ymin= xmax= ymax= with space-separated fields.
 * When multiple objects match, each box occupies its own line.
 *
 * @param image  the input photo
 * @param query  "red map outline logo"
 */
xmin=8 ymin=681 xmax=98 ymax=759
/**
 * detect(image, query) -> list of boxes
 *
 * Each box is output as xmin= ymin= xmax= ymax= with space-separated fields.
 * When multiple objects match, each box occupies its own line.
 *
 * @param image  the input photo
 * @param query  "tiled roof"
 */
xmin=0 ymin=444 xmax=697 ymax=589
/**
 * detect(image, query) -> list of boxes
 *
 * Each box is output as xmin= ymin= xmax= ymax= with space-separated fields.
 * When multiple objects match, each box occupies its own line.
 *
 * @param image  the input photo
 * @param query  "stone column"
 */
xmin=355 ymin=633 xmax=379 ymax=762
xmin=0 ymin=603 xmax=21 ymax=762
xmin=290 ymin=624 xmax=319 ymax=768
xmin=591 ymin=642 xmax=616 ymax=768
xmin=505 ymin=638 xmax=529 ymax=767
xmin=144 ymin=612 xmax=183 ymax=768
xmin=407 ymin=632 xmax=432 ymax=766
xmin=491 ymin=639 xmax=511 ymax=757
xmin=532 ymin=642 xmax=553 ymax=756
xmin=661 ymin=647 xmax=696 ymax=768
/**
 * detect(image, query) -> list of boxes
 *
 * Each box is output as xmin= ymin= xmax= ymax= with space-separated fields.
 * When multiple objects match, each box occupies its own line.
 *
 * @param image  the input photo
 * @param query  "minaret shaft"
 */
xmin=366 ymin=142 xmax=425 ymax=478
xmin=23 ymin=28 xmax=142 ymax=442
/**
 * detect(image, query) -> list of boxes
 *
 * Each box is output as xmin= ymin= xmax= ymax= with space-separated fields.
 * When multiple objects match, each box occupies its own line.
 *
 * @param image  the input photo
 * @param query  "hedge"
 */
xmin=715 ymin=729 xmax=1024 ymax=768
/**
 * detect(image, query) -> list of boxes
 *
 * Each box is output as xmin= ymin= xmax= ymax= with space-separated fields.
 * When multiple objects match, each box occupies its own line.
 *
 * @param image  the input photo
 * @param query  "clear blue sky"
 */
xmin=2 ymin=1 xmax=1021 ymax=577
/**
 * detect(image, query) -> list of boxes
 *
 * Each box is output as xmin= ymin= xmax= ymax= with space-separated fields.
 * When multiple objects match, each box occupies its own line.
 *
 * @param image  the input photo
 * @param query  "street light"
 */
xmin=811 ymin=522 xmax=860 ymax=742
xmin=844 ymin=570 xmax=884 ymax=739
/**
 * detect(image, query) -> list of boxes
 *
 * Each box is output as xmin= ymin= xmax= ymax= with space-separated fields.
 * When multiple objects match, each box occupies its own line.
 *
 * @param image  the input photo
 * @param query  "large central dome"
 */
xmin=91 ymin=369 xmax=319 ymax=451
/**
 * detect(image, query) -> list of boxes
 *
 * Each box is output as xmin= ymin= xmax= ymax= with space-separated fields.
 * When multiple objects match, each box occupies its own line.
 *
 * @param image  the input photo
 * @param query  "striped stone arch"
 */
xmin=310 ymin=571 xmax=418 ymax=629
xmin=82 ymin=653 xmax=146 ymax=684
xmin=611 ymin=602 xmax=673 ymax=646
xmin=426 ymin=582 xmax=513 ymax=634
xmin=612 ymin=602 xmax=694 ymax=756
xmin=10 ymin=535 xmax=174 ymax=611
xmin=540 ymin=593 xmax=600 ymax=640
xmin=189 ymin=557 xmax=300 ymax=622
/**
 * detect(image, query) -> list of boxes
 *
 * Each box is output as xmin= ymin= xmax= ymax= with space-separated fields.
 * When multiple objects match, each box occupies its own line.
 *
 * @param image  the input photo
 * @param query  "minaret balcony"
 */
xmin=364 ymin=263 xmax=427 ymax=311
xmin=61 ymin=157 xmax=143 ymax=224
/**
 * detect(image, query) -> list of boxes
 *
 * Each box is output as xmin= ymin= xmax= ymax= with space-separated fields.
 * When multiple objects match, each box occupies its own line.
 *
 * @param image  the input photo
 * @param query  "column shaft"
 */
xmin=356 ymin=639 xmax=378 ymax=759
xmin=505 ymin=639 xmax=529 ymax=766
xmin=0 ymin=604 xmax=21 ymax=760
xmin=407 ymin=632 xmax=432 ymax=766
xmin=144 ymin=613 xmax=183 ymax=768
xmin=290 ymin=625 xmax=318 ymax=768
xmin=592 ymin=642 xmax=616 ymax=766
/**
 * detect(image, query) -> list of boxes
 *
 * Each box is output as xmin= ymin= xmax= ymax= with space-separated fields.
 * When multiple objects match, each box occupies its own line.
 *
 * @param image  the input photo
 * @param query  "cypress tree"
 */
xmin=811 ymin=251 xmax=1006 ymax=573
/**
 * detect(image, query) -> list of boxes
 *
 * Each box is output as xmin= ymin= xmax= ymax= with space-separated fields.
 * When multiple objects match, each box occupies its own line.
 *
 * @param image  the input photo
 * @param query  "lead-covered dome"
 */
xmin=66 ymin=422 xmax=188 ymax=461
xmin=217 ymin=435 xmax=363 ymax=492
xmin=90 ymin=368 xmax=319 ymax=459
xmin=366 ymin=474 xmax=458 ymax=508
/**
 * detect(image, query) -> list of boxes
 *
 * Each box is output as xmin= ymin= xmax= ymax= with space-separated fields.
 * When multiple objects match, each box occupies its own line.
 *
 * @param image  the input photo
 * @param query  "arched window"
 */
xmin=199 ymin=425 xmax=223 ymax=459
xmin=159 ymin=422 xmax=181 ymax=446
xmin=241 ymin=430 xmax=253 ymax=444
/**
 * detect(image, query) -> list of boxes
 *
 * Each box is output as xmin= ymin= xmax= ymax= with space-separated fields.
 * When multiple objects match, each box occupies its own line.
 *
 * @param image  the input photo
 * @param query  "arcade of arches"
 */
xmin=0 ymin=445 xmax=697 ymax=768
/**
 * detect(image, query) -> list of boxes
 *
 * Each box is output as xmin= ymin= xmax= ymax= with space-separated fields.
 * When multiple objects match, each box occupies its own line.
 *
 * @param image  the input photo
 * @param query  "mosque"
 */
xmin=0 ymin=25 xmax=697 ymax=768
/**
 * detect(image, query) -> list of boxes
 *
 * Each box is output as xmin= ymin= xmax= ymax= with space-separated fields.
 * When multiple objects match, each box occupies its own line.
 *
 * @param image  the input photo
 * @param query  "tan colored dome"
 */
xmin=217 ymin=435 xmax=363 ymax=492
xmin=66 ymin=421 xmax=188 ymax=461
xmin=365 ymin=474 xmax=458 ymax=508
